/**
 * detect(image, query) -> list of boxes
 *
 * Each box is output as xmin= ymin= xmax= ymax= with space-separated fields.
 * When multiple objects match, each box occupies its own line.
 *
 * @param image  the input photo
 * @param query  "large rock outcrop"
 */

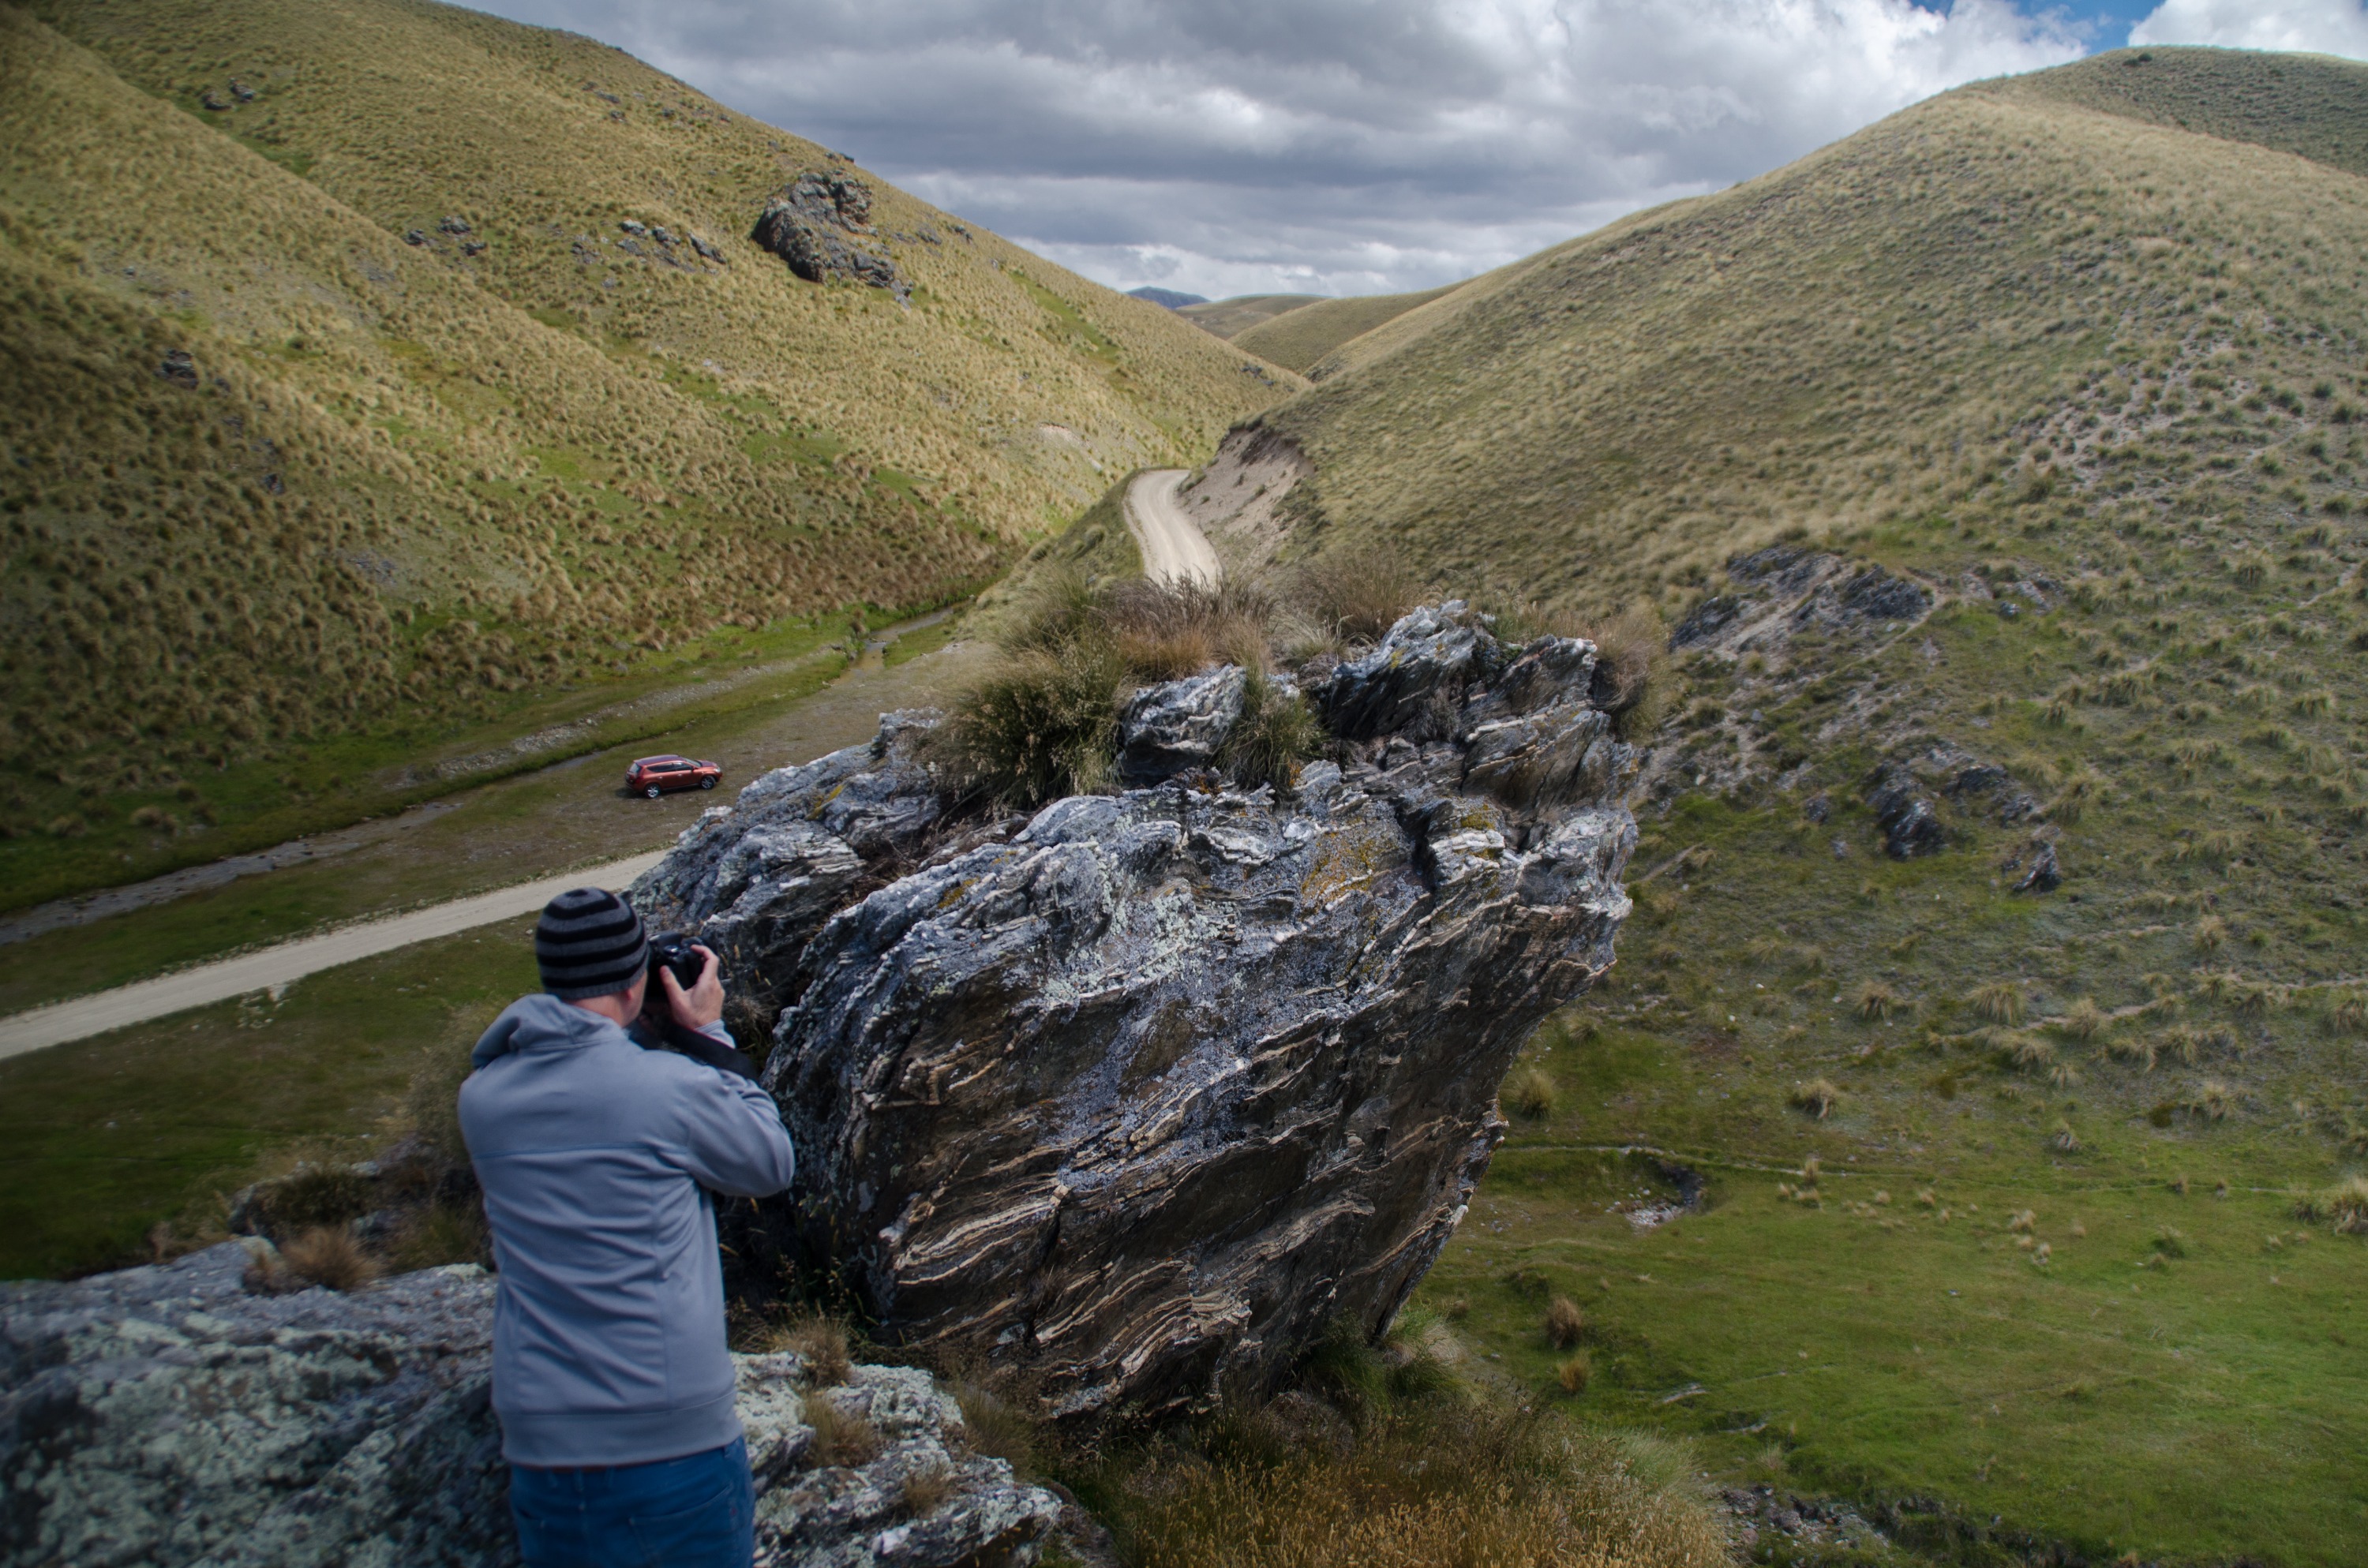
xmin=752 ymin=171 xmax=906 ymax=298
xmin=0 ymin=1244 xmax=1059 ymax=1568
xmin=635 ymin=603 xmax=1639 ymax=1419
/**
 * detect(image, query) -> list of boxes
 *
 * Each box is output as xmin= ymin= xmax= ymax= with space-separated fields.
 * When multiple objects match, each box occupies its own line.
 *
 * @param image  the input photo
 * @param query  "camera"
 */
xmin=647 ymin=931 xmax=712 ymax=994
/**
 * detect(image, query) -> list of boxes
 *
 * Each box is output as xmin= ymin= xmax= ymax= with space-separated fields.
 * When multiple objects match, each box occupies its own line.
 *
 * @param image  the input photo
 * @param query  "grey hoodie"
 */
xmin=459 ymin=994 xmax=795 ymax=1467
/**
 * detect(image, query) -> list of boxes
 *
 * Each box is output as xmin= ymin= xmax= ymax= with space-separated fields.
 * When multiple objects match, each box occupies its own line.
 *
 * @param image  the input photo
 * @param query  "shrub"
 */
xmin=1545 ymin=1294 xmax=1585 ymax=1349
xmin=1220 ymin=672 xmax=1321 ymax=791
xmin=2053 ymin=997 xmax=2110 ymax=1042
xmin=1506 ymin=1065 xmax=1558 ymax=1121
xmin=2294 ymin=1175 xmax=2368 ymax=1233
xmin=1292 ymin=552 xmax=1425 ymax=645
xmin=936 ymin=642 xmax=1122 ymax=806
xmin=1967 ymin=980 xmax=2026 ymax=1026
xmin=899 ymin=1463 xmax=956 ymax=1517
xmin=1581 ymin=605 xmax=1672 ymax=738
xmin=259 ymin=1225 xmax=380 ymax=1293
xmin=806 ymin=1397 xmax=881 ymax=1467
xmin=1790 ymin=1077 xmax=1843 ymax=1119
xmin=766 ymin=1312 xmax=855 ymax=1387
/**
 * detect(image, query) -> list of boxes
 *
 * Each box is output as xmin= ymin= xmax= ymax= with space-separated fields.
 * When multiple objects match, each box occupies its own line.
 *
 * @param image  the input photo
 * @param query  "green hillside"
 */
xmin=1178 ymin=292 xmax=1323 ymax=338
xmin=0 ymin=0 xmax=1295 ymax=907
xmin=1231 ymin=283 xmax=1463 ymax=375
xmin=1219 ymin=45 xmax=2368 ymax=1566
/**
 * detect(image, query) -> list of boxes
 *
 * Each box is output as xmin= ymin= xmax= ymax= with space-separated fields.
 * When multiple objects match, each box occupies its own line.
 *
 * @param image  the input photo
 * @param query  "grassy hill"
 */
xmin=1178 ymin=292 xmax=1323 ymax=338
xmin=1231 ymin=283 xmax=1463 ymax=376
xmin=0 ymin=0 xmax=1296 ymax=907
xmin=1209 ymin=44 xmax=2368 ymax=1566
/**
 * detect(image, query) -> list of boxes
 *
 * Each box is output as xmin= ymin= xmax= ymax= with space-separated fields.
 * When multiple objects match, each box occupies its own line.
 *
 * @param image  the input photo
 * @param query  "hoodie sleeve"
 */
xmin=670 ymin=1068 xmax=796 ymax=1198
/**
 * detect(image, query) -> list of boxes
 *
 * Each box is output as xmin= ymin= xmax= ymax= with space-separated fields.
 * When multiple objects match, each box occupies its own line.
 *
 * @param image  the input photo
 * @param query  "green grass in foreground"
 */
xmin=0 ymin=926 xmax=526 ymax=1278
xmin=1422 ymin=783 xmax=2368 ymax=1567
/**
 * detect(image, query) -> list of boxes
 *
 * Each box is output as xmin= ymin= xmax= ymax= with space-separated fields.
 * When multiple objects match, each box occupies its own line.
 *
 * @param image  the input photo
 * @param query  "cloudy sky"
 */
xmin=470 ymin=0 xmax=2368 ymax=300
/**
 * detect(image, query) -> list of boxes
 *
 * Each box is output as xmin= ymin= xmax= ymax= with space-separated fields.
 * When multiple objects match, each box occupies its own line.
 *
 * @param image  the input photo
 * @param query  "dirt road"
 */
xmin=0 ymin=852 xmax=669 ymax=1063
xmin=1125 ymin=468 xmax=1221 ymax=588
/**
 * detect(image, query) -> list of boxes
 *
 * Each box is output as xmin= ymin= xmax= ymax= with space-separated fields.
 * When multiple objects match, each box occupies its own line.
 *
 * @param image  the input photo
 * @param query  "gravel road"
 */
xmin=0 ymin=852 xmax=665 ymax=1063
xmin=1124 ymin=468 xmax=1221 ymax=588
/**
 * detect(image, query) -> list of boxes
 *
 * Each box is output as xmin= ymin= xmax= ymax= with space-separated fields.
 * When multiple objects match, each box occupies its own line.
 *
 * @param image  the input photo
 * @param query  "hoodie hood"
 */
xmin=472 ymin=993 xmax=624 ymax=1068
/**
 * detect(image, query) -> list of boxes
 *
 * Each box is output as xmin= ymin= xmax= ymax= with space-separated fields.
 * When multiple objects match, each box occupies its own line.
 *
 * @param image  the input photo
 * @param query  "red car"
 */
xmin=627 ymin=754 xmax=721 ymax=799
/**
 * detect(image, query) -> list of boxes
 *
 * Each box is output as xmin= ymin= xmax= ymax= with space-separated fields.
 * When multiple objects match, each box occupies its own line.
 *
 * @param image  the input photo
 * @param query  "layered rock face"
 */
xmin=0 ymin=1244 xmax=1058 ymax=1568
xmin=635 ymin=604 xmax=1639 ymax=1419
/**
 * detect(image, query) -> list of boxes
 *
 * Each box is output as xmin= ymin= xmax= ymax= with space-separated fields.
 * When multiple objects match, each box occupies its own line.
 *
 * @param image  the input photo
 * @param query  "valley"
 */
xmin=4 ymin=15 xmax=2366 ymax=1568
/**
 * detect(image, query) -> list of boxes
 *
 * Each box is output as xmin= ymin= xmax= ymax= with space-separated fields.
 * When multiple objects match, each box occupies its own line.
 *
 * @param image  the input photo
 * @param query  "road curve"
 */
xmin=1124 ymin=469 xmax=1221 ymax=589
xmin=0 ymin=851 xmax=666 ymax=1063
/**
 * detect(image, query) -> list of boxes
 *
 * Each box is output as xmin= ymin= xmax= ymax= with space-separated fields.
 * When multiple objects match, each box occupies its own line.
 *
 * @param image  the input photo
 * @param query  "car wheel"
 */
xmin=699 ymin=777 xmax=715 ymax=789
xmin=644 ymin=784 xmax=663 ymax=799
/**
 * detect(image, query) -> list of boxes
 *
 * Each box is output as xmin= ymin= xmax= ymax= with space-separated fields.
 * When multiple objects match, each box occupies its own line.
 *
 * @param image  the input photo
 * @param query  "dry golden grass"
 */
xmin=1789 ymin=1077 xmax=1842 ymax=1119
xmin=1121 ymin=1401 xmax=1725 ymax=1568
xmin=805 ymin=1395 xmax=880 ymax=1468
xmin=1544 ymin=1295 xmax=1584 ymax=1349
xmin=246 ymin=1223 xmax=380 ymax=1293
xmin=1507 ymin=1066 xmax=1559 ymax=1121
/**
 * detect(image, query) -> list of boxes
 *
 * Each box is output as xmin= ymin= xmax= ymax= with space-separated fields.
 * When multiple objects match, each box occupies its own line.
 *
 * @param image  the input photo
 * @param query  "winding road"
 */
xmin=1125 ymin=468 xmax=1221 ymax=588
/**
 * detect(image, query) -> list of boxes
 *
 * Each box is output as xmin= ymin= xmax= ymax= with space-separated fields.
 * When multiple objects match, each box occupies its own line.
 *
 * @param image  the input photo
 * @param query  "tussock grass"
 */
xmin=1789 ymin=1077 xmax=1843 ymax=1119
xmin=1968 ymin=980 xmax=2027 ymax=1026
xmin=805 ymin=1396 xmax=881 ymax=1468
xmin=1113 ymin=1394 xmax=1725 ymax=1568
xmin=1507 ymin=1066 xmax=1560 ymax=1121
xmin=1545 ymin=1294 xmax=1585 ymax=1348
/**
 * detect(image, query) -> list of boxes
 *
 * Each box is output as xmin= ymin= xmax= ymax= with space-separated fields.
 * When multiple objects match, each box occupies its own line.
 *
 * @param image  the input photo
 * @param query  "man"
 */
xmin=460 ymin=887 xmax=795 ymax=1568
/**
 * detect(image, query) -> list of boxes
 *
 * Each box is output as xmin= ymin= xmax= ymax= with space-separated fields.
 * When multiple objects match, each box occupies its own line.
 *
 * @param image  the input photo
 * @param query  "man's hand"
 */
xmin=659 ymin=944 xmax=725 ymax=1031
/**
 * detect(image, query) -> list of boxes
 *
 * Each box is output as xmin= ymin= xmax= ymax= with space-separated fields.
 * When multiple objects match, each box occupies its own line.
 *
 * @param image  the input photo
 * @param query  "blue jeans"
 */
xmin=509 ymin=1436 xmax=755 ymax=1568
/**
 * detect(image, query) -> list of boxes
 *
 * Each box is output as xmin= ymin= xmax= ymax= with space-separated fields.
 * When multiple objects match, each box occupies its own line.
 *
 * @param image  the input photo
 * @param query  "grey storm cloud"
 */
xmin=468 ymin=0 xmax=2089 ymax=297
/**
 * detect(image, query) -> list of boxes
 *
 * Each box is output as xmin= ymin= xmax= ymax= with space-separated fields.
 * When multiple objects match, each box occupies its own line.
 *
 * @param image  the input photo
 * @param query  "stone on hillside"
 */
xmin=403 ymin=228 xmax=429 ymax=246
xmin=440 ymin=215 xmax=473 ymax=235
xmin=645 ymin=605 xmax=1637 ymax=1422
xmin=200 ymin=89 xmax=230 ymax=111
xmin=229 ymin=80 xmax=257 ymax=103
xmin=1115 ymin=665 xmax=1247 ymax=783
xmin=690 ymin=233 xmax=726 ymax=264
xmin=2014 ymin=840 xmax=2062 ymax=893
xmin=1865 ymin=762 xmax=1943 ymax=859
xmin=0 ymin=1244 xmax=1059 ymax=1568
xmin=158 ymin=348 xmax=197 ymax=388
xmin=751 ymin=174 xmax=903 ymax=298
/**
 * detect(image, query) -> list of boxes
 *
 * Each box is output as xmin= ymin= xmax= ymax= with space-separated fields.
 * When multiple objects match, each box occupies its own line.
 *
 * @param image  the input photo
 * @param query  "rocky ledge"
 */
xmin=636 ymin=602 xmax=1639 ymax=1420
xmin=0 ymin=1244 xmax=1058 ymax=1568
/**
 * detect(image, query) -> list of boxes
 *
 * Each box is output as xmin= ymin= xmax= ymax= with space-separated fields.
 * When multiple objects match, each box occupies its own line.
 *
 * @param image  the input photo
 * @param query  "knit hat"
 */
xmin=535 ymin=887 xmax=650 ymax=1001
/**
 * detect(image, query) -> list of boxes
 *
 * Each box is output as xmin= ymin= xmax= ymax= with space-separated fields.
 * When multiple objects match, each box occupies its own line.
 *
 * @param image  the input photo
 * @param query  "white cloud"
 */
xmin=2131 ymin=0 xmax=2368 ymax=56
xmin=469 ymin=0 xmax=2085 ymax=297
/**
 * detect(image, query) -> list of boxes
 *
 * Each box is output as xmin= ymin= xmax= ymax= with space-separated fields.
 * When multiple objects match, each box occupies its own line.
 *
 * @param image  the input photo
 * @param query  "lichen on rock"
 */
xmin=637 ymin=601 xmax=1640 ymax=1421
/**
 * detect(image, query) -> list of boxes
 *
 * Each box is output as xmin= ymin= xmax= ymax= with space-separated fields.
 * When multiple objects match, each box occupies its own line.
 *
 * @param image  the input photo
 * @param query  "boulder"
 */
xmin=751 ymin=174 xmax=904 ymax=298
xmin=1115 ymin=665 xmax=1246 ymax=783
xmin=647 ymin=605 xmax=1638 ymax=1421
xmin=158 ymin=348 xmax=197 ymax=389
xmin=0 ymin=1244 xmax=1061 ymax=1568
xmin=2014 ymin=840 xmax=2062 ymax=893
xmin=1865 ymin=762 xmax=1943 ymax=859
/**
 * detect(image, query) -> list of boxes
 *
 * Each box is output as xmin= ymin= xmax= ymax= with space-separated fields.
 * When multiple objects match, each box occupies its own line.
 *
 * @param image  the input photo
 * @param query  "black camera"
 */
xmin=647 ymin=931 xmax=712 ymax=994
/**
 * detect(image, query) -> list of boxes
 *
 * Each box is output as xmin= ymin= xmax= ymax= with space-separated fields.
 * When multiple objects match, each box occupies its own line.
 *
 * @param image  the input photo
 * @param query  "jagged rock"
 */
xmin=691 ymin=233 xmax=727 ymax=264
xmin=2014 ymin=841 xmax=2062 ymax=893
xmin=158 ymin=348 xmax=197 ymax=388
xmin=1865 ymin=762 xmax=1943 ymax=859
xmin=403 ymin=228 xmax=429 ymax=246
xmin=200 ymin=89 xmax=230 ymax=111
xmin=620 ymin=218 xmax=649 ymax=236
xmin=646 ymin=605 xmax=1636 ymax=1421
xmin=752 ymin=173 xmax=904 ymax=298
xmin=0 ymin=1244 xmax=1059 ymax=1568
xmin=439 ymin=215 xmax=472 ymax=235
xmin=1947 ymin=761 xmax=2040 ymax=825
xmin=1115 ymin=665 xmax=1246 ymax=783
xmin=633 ymin=712 xmax=944 ymax=1013
xmin=1314 ymin=600 xmax=1505 ymax=740
xmin=229 ymin=80 xmax=257 ymax=103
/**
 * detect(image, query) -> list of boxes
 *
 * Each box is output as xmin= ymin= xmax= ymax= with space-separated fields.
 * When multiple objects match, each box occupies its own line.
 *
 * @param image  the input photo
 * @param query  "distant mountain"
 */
xmin=0 ymin=0 xmax=1299 ymax=905
xmin=1231 ymin=284 xmax=1464 ymax=376
xmin=1178 ymin=294 xmax=1325 ymax=339
xmin=1127 ymin=286 xmax=1208 ymax=309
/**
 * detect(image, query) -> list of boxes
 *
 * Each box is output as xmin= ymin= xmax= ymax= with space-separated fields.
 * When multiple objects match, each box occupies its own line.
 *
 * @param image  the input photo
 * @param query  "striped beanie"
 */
xmin=535 ymin=887 xmax=650 ymax=1001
